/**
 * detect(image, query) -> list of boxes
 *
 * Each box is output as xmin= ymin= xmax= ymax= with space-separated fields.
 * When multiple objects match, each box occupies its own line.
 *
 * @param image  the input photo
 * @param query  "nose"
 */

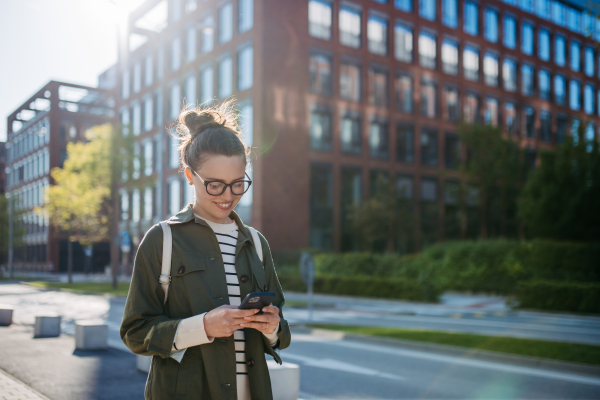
xmin=220 ymin=186 xmax=235 ymax=201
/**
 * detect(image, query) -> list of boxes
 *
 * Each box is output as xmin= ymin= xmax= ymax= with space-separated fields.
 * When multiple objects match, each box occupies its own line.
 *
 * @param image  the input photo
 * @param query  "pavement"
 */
xmin=0 ymin=366 xmax=49 ymax=400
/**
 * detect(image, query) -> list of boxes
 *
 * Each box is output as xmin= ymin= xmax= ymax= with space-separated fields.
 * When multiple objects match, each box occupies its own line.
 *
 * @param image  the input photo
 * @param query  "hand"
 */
xmin=241 ymin=304 xmax=280 ymax=335
xmin=204 ymin=305 xmax=260 ymax=338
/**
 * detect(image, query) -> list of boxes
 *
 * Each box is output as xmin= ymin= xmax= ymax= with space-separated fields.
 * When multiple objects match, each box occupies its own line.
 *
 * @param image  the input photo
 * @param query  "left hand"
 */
xmin=240 ymin=304 xmax=280 ymax=335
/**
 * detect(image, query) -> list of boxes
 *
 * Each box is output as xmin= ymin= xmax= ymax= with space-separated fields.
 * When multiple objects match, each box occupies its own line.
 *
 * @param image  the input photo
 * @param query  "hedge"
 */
xmin=515 ymin=280 xmax=600 ymax=314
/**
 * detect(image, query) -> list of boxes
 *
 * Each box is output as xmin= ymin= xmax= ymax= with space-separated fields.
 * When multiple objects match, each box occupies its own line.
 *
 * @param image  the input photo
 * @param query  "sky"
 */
xmin=0 ymin=0 xmax=144 ymax=142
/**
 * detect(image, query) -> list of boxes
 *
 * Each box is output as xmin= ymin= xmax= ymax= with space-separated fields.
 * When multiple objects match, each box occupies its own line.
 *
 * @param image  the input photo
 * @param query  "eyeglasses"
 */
xmin=193 ymin=170 xmax=252 ymax=196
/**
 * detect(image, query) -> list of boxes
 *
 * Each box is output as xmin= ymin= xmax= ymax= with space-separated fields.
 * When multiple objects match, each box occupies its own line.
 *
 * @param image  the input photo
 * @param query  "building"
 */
xmin=5 ymin=81 xmax=114 ymax=272
xmin=116 ymin=0 xmax=600 ymax=255
xmin=0 ymin=142 xmax=6 ymax=195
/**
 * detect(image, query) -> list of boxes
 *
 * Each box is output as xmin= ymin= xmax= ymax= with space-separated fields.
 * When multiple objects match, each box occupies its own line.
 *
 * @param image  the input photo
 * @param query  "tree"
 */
xmin=518 ymin=123 xmax=600 ymax=242
xmin=458 ymin=123 xmax=526 ymax=239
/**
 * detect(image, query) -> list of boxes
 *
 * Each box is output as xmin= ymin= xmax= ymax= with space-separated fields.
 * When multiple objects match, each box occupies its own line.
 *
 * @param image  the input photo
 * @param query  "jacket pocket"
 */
xmin=171 ymin=253 xmax=207 ymax=277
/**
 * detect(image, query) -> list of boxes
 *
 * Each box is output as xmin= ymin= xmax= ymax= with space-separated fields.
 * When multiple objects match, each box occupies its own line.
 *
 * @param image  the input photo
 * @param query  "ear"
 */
xmin=184 ymin=168 xmax=193 ymax=184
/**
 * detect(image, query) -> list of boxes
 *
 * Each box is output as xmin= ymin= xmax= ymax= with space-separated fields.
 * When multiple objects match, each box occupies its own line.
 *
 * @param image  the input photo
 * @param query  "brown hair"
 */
xmin=173 ymin=99 xmax=250 ymax=173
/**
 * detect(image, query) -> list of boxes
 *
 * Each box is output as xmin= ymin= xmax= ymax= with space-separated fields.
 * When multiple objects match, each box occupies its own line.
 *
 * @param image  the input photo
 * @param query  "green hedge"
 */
xmin=515 ymin=280 xmax=600 ymax=314
xmin=278 ymin=274 xmax=442 ymax=302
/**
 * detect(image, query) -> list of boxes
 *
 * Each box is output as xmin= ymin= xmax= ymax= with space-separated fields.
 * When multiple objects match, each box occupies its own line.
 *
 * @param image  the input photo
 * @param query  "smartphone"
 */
xmin=238 ymin=292 xmax=275 ymax=314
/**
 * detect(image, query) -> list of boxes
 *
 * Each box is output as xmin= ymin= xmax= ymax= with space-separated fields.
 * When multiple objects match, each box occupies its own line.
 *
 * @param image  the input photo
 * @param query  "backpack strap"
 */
xmin=247 ymin=226 xmax=263 ymax=264
xmin=159 ymin=221 xmax=173 ymax=304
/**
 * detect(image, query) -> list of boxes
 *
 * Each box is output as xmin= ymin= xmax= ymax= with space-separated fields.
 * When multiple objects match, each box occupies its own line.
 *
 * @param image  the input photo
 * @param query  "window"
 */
xmin=154 ymin=90 xmax=163 ymax=126
xmin=185 ymin=0 xmax=197 ymax=13
xmin=171 ymin=0 xmax=182 ymax=22
xmin=132 ymin=189 xmax=140 ymax=222
xmin=341 ymin=114 xmax=361 ymax=154
xmin=567 ymin=7 xmax=579 ymax=32
xmin=539 ymin=69 xmax=550 ymax=100
xmin=536 ymin=0 xmax=550 ymax=19
xmin=484 ymin=53 xmax=498 ymax=87
xmin=144 ymin=140 xmax=153 ymax=176
xmin=368 ymin=15 xmax=388 ymax=55
xmin=504 ymin=15 xmax=516 ymax=49
xmin=169 ymin=134 xmax=180 ymax=169
xmin=396 ymin=124 xmax=414 ymax=163
xmin=502 ymin=58 xmax=517 ymax=92
xmin=554 ymin=74 xmax=565 ymax=105
xmin=443 ymin=0 xmax=457 ymax=28
xmin=171 ymin=36 xmax=181 ymax=71
xmin=420 ymin=0 xmax=435 ymax=20
xmin=421 ymin=177 xmax=438 ymax=246
xmin=340 ymin=6 xmax=361 ymax=48
xmin=169 ymin=179 xmax=181 ymax=216
xmin=522 ymin=64 xmax=534 ymax=96
xmin=394 ymin=23 xmax=413 ymax=63
xmin=552 ymin=1 xmax=565 ymax=26
xmin=309 ymin=0 xmax=332 ymax=40
xmin=169 ymin=83 xmax=181 ymax=121
xmin=369 ymin=119 xmax=389 ymax=159
xmin=395 ymin=0 xmax=412 ymax=12
xmin=238 ymin=0 xmax=254 ymax=33
xmin=444 ymin=86 xmax=460 ymax=122
xmin=441 ymin=39 xmax=458 ymax=75
xmin=219 ymin=3 xmax=233 ymax=44
xmin=585 ymin=47 xmax=595 ymax=77
xmin=464 ymin=1 xmax=478 ymax=36
xmin=444 ymin=132 xmax=459 ymax=170
xmin=200 ymin=66 xmax=214 ymax=104
xmin=555 ymin=35 xmax=565 ymax=66
xmin=584 ymin=84 xmax=594 ymax=115
xmin=120 ymin=191 xmax=129 ymax=221
xmin=238 ymin=45 xmax=253 ymax=91
xmin=570 ymin=80 xmax=580 ymax=110
xmin=133 ymin=62 xmax=141 ymax=93
xmin=395 ymin=73 xmax=413 ymax=113
xmin=340 ymin=168 xmax=362 ymax=251
xmin=144 ymin=97 xmax=153 ymax=131
xmin=521 ymin=22 xmax=533 ymax=55
xmin=524 ymin=106 xmax=535 ymax=138
xmin=421 ymin=79 xmax=437 ymax=118
xmin=157 ymin=46 xmax=165 ymax=79
xmin=539 ymin=28 xmax=550 ymax=61
xmin=186 ymin=27 xmax=196 ymax=62
xmin=310 ymin=108 xmax=332 ymax=151
xmin=310 ymin=164 xmax=333 ymax=250
xmin=144 ymin=187 xmax=153 ymax=221
xmin=310 ymin=53 xmax=332 ymax=95
xmin=201 ymin=15 xmax=214 ymax=53
xmin=484 ymin=97 xmax=499 ymax=126
xmin=556 ymin=113 xmax=568 ymax=143
xmin=122 ymin=69 xmax=130 ymax=99
xmin=570 ymin=41 xmax=580 ymax=72
xmin=484 ymin=8 xmax=498 ymax=42
xmin=463 ymin=46 xmax=479 ymax=82
xmin=368 ymin=67 xmax=388 ymax=107
xmin=145 ymin=54 xmax=153 ymax=87
xmin=420 ymin=128 xmax=438 ymax=167
xmin=464 ymin=92 xmax=479 ymax=123
xmin=419 ymin=31 xmax=436 ymax=69
xmin=505 ymin=102 xmax=517 ymax=135
xmin=218 ymin=56 xmax=232 ymax=98
xmin=520 ymin=0 xmax=533 ymax=12
xmin=340 ymin=62 xmax=361 ymax=101
xmin=540 ymin=110 xmax=551 ymax=142
xmin=133 ymin=103 xmax=141 ymax=136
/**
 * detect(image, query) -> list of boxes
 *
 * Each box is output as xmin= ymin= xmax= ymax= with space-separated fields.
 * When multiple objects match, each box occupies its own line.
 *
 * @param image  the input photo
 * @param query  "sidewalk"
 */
xmin=0 ymin=368 xmax=49 ymax=400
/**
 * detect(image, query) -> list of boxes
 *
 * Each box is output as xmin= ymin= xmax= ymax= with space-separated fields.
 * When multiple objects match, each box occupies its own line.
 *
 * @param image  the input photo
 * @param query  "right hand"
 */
xmin=204 ymin=305 xmax=259 ymax=338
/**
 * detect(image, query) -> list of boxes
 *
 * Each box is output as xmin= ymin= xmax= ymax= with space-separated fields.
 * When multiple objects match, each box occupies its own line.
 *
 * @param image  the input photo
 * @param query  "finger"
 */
xmin=240 ymin=321 xmax=271 ymax=331
xmin=226 ymin=308 xmax=260 ymax=318
xmin=261 ymin=305 xmax=279 ymax=314
xmin=243 ymin=314 xmax=280 ymax=323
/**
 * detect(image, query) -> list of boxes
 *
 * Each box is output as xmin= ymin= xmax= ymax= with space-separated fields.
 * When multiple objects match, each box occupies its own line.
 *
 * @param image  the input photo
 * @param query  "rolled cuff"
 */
xmin=263 ymin=322 xmax=280 ymax=347
xmin=173 ymin=312 xmax=214 ymax=350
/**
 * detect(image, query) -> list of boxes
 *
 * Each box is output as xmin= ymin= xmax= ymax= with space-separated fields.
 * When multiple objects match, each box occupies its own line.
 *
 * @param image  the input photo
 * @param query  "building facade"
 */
xmin=116 ymin=0 xmax=600 ymax=255
xmin=5 ymin=81 xmax=114 ymax=272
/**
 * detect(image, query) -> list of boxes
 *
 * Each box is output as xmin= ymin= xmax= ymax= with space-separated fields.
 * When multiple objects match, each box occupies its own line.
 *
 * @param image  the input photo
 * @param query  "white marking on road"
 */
xmin=283 ymin=352 xmax=405 ymax=381
xmin=290 ymin=334 xmax=600 ymax=387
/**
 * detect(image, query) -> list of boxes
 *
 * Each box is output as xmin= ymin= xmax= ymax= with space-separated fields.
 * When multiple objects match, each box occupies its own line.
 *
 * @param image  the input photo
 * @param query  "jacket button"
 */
xmin=178 ymin=265 xmax=185 ymax=274
xmin=221 ymin=383 xmax=231 ymax=387
xmin=240 ymin=274 xmax=250 ymax=283
xmin=246 ymin=359 xmax=254 ymax=367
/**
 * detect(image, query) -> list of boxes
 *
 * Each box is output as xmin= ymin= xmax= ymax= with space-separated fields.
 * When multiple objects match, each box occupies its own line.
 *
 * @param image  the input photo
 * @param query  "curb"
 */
xmin=292 ymin=326 xmax=600 ymax=377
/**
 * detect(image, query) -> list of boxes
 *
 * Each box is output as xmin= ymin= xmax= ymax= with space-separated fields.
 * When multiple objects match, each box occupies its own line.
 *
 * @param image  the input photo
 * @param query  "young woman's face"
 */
xmin=185 ymin=155 xmax=247 ymax=224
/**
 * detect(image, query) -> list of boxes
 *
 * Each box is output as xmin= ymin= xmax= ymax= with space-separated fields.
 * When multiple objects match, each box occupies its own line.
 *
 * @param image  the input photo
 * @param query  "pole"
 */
xmin=8 ymin=193 xmax=13 ymax=279
xmin=308 ymin=268 xmax=313 ymax=322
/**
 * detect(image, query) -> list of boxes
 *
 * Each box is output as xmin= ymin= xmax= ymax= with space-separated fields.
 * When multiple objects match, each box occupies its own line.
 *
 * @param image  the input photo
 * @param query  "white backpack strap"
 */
xmin=247 ymin=226 xmax=263 ymax=264
xmin=159 ymin=221 xmax=173 ymax=304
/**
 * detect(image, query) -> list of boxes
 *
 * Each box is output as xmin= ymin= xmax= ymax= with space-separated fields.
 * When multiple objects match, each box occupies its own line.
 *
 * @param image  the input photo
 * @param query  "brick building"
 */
xmin=116 ymin=0 xmax=600 ymax=255
xmin=5 ymin=81 xmax=114 ymax=272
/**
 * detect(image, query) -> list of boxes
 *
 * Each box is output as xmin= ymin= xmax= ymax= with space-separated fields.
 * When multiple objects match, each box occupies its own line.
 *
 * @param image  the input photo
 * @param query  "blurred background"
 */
xmin=0 ymin=0 xmax=600 ymax=399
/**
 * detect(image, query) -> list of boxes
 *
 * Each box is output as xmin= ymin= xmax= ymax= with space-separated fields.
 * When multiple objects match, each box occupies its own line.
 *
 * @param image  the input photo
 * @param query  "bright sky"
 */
xmin=0 ymin=0 xmax=144 ymax=142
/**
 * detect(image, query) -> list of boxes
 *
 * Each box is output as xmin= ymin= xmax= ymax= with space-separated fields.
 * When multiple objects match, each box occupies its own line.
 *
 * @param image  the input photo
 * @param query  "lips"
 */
xmin=214 ymin=201 xmax=233 ymax=210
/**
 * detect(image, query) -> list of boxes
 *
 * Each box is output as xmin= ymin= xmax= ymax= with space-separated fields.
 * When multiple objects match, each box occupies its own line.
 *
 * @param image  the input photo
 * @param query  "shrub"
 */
xmin=515 ymin=280 xmax=600 ymax=314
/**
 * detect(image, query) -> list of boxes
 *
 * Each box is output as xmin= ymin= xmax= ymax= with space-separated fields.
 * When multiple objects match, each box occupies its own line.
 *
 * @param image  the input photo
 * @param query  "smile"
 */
xmin=214 ymin=202 xmax=233 ymax=210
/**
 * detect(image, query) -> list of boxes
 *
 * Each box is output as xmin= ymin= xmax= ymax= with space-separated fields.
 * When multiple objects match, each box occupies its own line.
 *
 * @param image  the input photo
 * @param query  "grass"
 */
xmin=308 ymin=324 xmax=600 ymax=366
xmin=27 ymin=281 xmax=131 ymax=297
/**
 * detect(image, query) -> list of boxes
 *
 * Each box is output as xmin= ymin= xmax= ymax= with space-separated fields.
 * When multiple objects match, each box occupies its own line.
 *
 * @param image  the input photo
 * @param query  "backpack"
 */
xmin=157 ymin=221 xmax=263 ymax=305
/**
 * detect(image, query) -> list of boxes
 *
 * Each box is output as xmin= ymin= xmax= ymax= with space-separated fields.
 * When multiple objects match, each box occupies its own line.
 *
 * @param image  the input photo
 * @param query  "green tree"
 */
xmin=518 ymin=123 xmax=600 ymax=242
xmin=458 ymin=123 xmax=526 ymax=239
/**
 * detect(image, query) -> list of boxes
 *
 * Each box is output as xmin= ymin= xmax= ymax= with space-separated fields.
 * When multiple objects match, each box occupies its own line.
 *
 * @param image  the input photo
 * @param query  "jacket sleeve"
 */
xmin=120 ymin=224 xmax=182 ymax=358
xmin=257 ymin=231 xmax=291 ymax=361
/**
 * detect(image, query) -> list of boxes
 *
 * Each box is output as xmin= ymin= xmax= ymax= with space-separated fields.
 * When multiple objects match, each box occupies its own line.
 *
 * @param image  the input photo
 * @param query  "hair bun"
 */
xmin=183 ymin=111 xmax=228 ymax=138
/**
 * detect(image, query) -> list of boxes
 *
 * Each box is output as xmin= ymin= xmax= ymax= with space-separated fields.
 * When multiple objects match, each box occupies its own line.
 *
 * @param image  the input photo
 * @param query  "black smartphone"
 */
xmin=238 ymin=292 xmax=275 ymax=314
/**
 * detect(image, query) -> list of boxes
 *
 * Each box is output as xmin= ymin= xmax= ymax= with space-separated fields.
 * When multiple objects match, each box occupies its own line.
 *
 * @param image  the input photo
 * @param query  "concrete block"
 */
xmin=0 ymin=308 xmax=13 ymax=326
xmin=267 ymin=360 xmax=300 ymax=400
xmin=75 ymin=321 xmax=108 ymax=350
xmin=137 ymin=355 xmax=152 ymax=373
xmin=34 ymin=315 xmax=61 ymax=338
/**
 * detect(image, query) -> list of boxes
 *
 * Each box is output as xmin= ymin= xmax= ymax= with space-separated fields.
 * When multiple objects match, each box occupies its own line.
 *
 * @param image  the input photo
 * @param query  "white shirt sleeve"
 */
xmin=169 ymin=312 xmax=214 ymax=363
xmin=263 ymin=322 xmax=280 ymax=347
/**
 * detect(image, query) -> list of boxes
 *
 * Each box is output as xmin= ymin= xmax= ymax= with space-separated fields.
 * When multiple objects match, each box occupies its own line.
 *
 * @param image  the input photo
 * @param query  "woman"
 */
xmin=120 ymin=100 xmax=291 ymax=400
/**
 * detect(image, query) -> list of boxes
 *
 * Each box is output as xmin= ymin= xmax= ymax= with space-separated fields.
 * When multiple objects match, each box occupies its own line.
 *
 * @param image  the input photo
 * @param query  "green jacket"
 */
xmin=120 ymin=204 xmax=291 ymax=400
